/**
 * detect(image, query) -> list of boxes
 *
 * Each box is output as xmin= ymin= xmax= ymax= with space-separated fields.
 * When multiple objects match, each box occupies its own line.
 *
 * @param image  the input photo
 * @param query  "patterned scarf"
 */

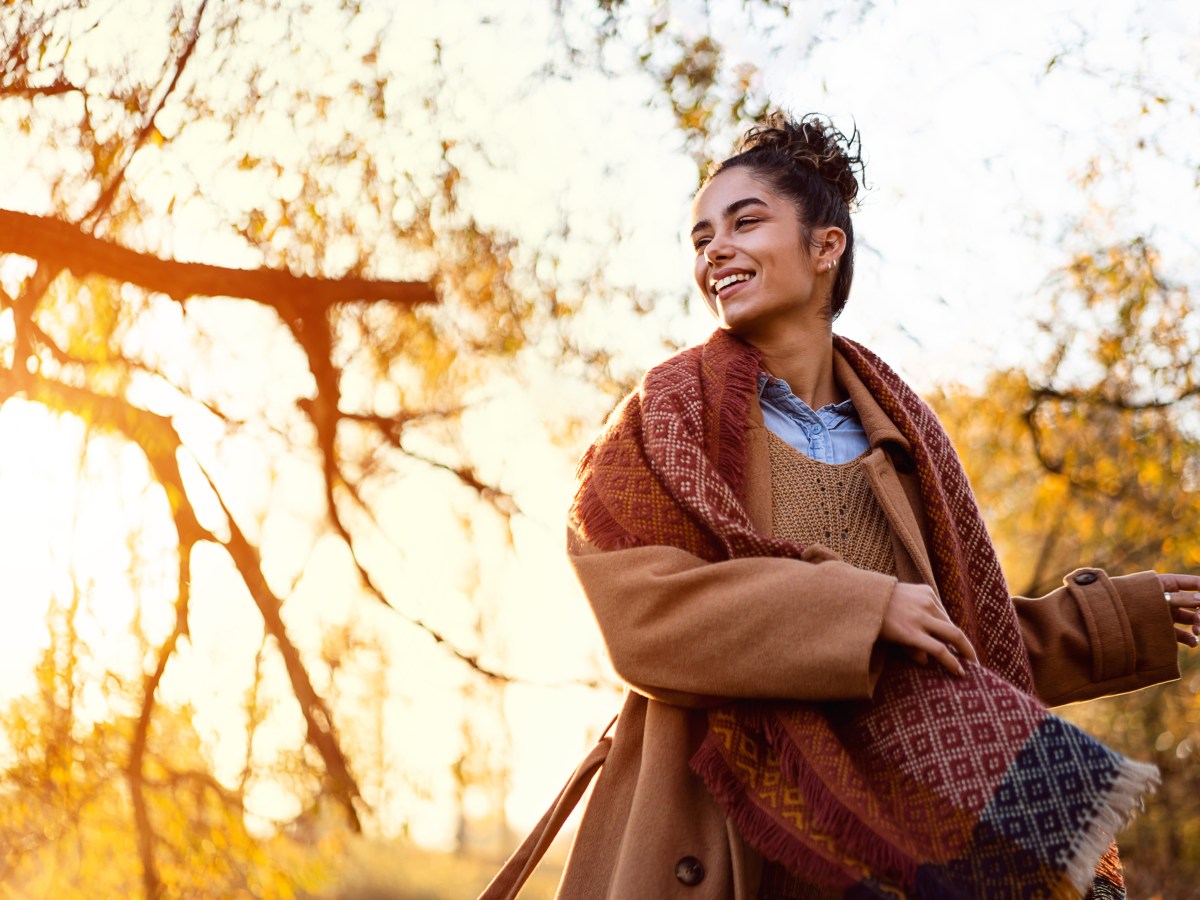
xmin=571 ymin=329 xmax=1155 ymax=898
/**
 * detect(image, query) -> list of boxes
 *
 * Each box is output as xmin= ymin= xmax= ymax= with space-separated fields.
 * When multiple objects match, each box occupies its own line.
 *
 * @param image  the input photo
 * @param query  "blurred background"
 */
xmin=1 ymin=0 xmax=1197 ymax=896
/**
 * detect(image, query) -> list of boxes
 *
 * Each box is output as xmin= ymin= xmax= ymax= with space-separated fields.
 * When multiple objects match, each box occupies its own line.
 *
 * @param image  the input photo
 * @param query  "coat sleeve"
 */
xmin=1013 ymin=567 xmax=1179 ymax=707
xmin=567 ymin=525 xmax=898 ymax=708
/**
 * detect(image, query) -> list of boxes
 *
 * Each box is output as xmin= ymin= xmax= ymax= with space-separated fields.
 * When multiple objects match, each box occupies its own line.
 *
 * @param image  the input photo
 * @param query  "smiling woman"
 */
xmin=483 ymin=113 xmax=1200 ymax=900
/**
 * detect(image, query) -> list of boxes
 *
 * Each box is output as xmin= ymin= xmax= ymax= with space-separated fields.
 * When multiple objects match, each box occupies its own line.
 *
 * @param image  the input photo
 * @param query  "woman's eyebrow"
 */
xmin=690 ymin=197 xmax=769 ymax=239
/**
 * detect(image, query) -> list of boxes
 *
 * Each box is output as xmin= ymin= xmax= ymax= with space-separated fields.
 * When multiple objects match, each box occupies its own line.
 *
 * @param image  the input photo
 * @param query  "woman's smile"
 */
xmin=711 ymin=269 xmax=755 ymax=298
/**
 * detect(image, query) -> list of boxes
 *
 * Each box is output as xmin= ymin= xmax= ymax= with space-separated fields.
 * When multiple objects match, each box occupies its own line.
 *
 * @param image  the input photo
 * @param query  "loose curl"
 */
xmin=708 ymin=112 xmax=865 ymax=320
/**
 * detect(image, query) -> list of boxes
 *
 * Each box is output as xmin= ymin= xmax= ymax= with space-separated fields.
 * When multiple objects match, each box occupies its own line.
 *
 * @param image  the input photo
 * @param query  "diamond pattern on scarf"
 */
xmin=853 ymin=663 xmax=1043 ymax=818
xmin=981 ymin=719 xmax=1123 ymax=863
xmin=911 ymin=719 xmax=1127 ymax=898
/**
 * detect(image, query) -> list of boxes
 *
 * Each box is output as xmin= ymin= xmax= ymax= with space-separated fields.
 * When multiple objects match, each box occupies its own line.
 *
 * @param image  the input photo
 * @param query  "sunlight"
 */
xmin=2 ymin=0 xmax=1198 ymax=894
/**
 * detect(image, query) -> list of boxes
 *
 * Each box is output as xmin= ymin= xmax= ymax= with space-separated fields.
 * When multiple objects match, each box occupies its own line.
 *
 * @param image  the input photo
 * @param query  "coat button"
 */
xmin=1073 ymin=571 xmax=1099 ymax=586
xmin=675 ymin=856 xmax=705 ymax=886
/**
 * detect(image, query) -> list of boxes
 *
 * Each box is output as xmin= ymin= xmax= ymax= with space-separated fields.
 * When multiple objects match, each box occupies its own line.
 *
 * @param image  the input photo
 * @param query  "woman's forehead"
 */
xmin=691 ymin=168 xmax=776 ymax=222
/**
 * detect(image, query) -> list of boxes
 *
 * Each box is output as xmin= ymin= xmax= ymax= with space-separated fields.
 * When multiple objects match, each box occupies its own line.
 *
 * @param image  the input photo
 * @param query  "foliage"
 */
xmin=566 ymin=0 xmax=873 ymax=179
xmin=0 ymin=606 xmax=339 ymax=898
xmin=2 ymin=0 xmax=1199 ymax=897
xmin=932 ymin=237 xmax=1200 ymax=891
xmin=0 ymin=0 xmax=621 ymax=894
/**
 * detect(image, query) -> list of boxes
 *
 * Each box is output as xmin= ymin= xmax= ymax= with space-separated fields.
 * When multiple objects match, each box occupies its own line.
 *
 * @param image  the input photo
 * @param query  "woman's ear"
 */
xmin=812 ymin=226 xmax=846 ymax=271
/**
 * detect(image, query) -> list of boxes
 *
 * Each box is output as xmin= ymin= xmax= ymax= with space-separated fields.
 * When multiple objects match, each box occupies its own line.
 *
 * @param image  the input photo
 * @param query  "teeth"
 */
xmin=713 ymin=272 xmax=753 ymax=292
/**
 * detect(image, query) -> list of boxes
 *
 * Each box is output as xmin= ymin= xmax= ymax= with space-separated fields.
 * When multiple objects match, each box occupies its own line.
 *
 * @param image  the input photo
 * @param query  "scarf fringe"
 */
xmin=570 ymin=477 xmax=647 ymax=551
xmin=698 ymin=711 xmax=1160 ymax=898
xmin=761 ymin=714 xmax=919 ymax=885
xmin=570 ymin=397 xmax=655 ymax=552
xmin=1063 ymin=760 xmax=1159 ymax=895
xmin=691 ymin=737 xmax=858 ymax=890
xmin=706 ymin=332 xmax=761 ymax=504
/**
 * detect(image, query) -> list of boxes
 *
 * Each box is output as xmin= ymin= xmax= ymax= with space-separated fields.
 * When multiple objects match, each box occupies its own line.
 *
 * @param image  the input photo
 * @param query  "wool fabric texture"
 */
xmin=766 ymin=434 xmax=896 ymax=577
xmin=571 ymin=329 xmax=1154 ymax=898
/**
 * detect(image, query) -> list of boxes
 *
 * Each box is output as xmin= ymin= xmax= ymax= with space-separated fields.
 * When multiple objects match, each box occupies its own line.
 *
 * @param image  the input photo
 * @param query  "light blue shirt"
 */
xmin=758 ymin=372 xmax=870 ymax=463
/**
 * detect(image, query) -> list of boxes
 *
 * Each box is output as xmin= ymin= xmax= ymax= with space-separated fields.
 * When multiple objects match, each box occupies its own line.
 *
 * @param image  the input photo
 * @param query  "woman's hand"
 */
xmin=1160 ymin=573 xmax=1200 ymax=648
xmin=879 ymin=582 xmax=978 ymax=676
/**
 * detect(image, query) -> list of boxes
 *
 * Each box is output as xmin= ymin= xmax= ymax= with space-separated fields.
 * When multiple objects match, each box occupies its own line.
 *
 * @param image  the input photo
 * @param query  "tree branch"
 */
xmin=1031 ymin=384 xmax=1200 ymax=411
xmin=82 ymin=0 xmax=211 ymax=227
xmin=128 ymin=544 xmax=193 ymax=900
xmin=326 ymin=468 xmax=518 ymax=685
xmin=188 ymin=458 xmax=364 ymax=831
xmin=0 ymin=370 xmax=364 ymax=832
xmin=0 ymin=78 xmax=86 ymax=98
xmin=0 ymin=209 xmax=437 ymax=308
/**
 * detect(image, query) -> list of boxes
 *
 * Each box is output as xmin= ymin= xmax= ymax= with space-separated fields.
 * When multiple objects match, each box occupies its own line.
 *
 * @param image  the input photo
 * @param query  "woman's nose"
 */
xmin=704 ymin=232 xmax=732 ymax=263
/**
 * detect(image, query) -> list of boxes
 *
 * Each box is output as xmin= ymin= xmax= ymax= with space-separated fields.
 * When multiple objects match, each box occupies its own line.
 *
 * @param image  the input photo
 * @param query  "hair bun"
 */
xmin=738 ymin=112 xmax=863 ymax=209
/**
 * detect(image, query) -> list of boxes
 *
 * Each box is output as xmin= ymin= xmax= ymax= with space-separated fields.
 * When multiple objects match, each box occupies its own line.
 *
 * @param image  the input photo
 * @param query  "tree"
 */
xmin=5 ymin=0 xmax=1199 ymax=896
xmin=932 ymin=236 xmax=1200 ymax=891
xmin=566 ymin=0 xmax=874 ymax=179
xmin=0 ymin=0 xmax=620 ymax=894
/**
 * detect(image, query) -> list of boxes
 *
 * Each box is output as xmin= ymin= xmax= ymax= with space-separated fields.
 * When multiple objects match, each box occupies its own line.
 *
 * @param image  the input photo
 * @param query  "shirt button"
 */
xmin=1073 ymin=571 xmax=1099 ymax=586
xmin=675 ymin=856 xmax=705 ymax=886
xmin=809 ymin=423 xmax=823 ymax=435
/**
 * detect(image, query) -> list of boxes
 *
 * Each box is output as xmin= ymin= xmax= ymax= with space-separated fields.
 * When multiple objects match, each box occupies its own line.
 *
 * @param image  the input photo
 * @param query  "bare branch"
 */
xmin=399 ymin=446 xmax=522 ymax=519
xmin=128 ymin=547 xmax=192 ymax=900
xmin=340 ymin=406 xmax=465 ymax=442
xmin=83 ymin=0 xmax=212 ymax=226
xmin=326 ymin=469 xmax=517 ymax=685
xmin=1031 ymin=383 xmax=1200 ymax=411
xmin=333 ymin=465 xmax=608 ymax=691
xmin=0 ymin=369 xmax=363 ymax=831
xmin=187 ymin=458 xmax=364 ymax=831
xmin=0 ymin=78 xmax=85 ymax=98
xmin=0 ymin=209 xmax=437 ymax=308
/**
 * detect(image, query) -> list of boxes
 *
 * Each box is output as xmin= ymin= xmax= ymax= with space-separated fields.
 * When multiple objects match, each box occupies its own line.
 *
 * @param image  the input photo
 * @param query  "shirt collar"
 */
xmin=758 ymin=371 xmax=858 ymax=422
xmin=754 ymin=357 xmax=912 ymax=452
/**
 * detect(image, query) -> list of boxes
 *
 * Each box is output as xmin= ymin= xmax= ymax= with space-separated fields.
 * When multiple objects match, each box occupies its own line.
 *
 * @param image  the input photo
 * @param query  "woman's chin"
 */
xmin=716 ymin=310 xmax=765 ymax=340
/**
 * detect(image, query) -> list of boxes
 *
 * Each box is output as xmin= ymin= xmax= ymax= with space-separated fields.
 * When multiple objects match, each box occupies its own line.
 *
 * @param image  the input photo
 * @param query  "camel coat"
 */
xmin=488 ymin=351 xmax=1181 ymax=900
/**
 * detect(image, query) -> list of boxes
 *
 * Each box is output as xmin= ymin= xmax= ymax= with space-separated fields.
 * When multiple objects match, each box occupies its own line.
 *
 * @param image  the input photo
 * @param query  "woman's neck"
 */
xmin=750 ymin=322 xmax=842 ymax=410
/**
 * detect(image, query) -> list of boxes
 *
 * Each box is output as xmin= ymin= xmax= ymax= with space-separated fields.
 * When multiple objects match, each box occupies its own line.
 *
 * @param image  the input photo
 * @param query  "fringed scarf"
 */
xmin=571 ymin=329 xmax=1155 ymax=898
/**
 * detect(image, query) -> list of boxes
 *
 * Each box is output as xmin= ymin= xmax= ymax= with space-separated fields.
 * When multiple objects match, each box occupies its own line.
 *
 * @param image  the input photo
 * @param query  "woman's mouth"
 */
xmin=713 ymin=272 xmax=754 ymax=298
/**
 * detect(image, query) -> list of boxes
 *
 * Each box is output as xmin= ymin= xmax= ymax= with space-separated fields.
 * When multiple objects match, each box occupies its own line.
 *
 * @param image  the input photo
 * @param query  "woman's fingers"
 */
xmin=881 ymin=583 xmax=977 ymax=675
xmin=913 ymin=633 xmax=966 ymax=676
xmin=904 ymin=647 xmax=930 ymax=666
xmin=927 ymin=618 xmax=978 ymax=663
xmin=1164 ymin=586 xmax=1200 ymax=645
xmin=1169 ymin=602 xmax=1200 ymax=631
xmin=903 ymin=615 xmax=971 ymax=676
xmin=1166 ymin=590 xmax=1200 ymax=609
xmin=1159 ymin=573 xmax=1200 ymax=594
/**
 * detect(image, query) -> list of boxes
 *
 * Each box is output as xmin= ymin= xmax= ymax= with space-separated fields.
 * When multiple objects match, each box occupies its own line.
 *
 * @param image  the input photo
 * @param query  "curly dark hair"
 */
xmin=708 ymin=112 xmax=866 ymax=320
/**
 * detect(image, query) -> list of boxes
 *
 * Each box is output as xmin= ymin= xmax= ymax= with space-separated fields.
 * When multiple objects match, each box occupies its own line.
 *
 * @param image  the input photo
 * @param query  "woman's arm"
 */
xmin=1013 ymin=568 xmax=1199 ymax=706
xmin=569 ymin=527 xmax=899 ymax=707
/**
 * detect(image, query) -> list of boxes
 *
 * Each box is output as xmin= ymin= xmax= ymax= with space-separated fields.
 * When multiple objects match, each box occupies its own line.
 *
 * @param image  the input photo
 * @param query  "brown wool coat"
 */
xmin=486 ymin=351 xmax=1181 ymax=900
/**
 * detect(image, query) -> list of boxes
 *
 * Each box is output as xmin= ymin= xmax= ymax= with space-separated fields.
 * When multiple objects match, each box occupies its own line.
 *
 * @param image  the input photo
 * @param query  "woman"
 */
xmin=483 ymin=114 xmax=1200 ymax=899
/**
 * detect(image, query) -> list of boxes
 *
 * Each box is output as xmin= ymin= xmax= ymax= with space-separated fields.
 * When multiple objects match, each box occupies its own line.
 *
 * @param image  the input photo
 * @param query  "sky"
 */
xmin=1 ymin=0 xmax=1198 ymax=854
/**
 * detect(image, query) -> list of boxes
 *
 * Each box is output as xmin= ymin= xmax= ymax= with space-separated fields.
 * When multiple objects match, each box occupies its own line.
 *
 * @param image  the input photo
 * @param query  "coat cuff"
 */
xmin=1065 ymin=567 xmax=1179 ymax=694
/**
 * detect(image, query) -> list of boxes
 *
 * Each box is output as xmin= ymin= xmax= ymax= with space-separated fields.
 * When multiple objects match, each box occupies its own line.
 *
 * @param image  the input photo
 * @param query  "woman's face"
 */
xmin=690 ymin=168 xmax=827 ymax=340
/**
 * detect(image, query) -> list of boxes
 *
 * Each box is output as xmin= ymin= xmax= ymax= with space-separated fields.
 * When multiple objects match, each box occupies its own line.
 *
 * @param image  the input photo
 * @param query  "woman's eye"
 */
xmin=735 ymin=216 xmax=759 ymax=229
xmin=693 ymin=237 xmax=710 ymax=251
